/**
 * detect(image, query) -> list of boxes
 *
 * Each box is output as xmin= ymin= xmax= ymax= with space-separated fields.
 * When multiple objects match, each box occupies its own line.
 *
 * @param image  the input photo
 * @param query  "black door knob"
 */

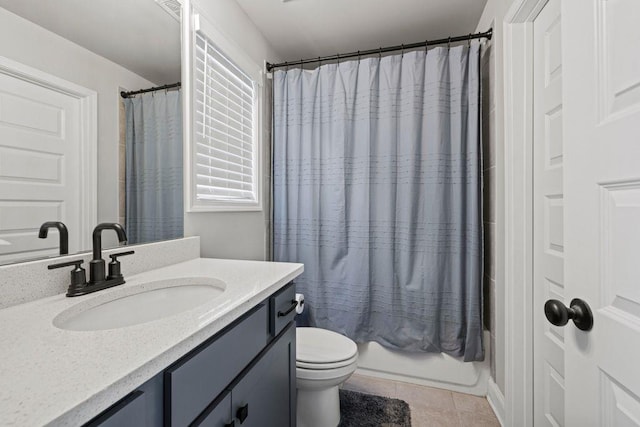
xmin=544 ymin=298 xmax=593 ymax=331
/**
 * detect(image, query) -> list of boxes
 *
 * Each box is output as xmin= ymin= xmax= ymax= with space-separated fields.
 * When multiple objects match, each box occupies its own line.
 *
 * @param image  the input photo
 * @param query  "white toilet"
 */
xmin=296 ymin=327 xmax=358 ymax=427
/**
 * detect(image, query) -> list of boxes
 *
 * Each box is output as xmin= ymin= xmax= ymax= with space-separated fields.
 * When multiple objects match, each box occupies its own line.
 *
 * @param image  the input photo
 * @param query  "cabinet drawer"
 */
xmin=269 ymin=283 xmax=296 ymax=337
xmin=165 ymin=304 xmax=268 ymax=427
xmin=84 ymin=391 xmax=146 ymax=427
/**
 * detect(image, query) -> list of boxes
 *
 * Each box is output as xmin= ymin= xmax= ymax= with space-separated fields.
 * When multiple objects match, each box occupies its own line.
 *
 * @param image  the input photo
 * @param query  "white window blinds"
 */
xmin=194 ymin=32 xmax=257 ymax=205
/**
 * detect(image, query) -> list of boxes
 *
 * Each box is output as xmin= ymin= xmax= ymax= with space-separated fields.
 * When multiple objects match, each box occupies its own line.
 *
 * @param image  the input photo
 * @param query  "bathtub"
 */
xmin=354 ymin=331 xmax=491 ymax=396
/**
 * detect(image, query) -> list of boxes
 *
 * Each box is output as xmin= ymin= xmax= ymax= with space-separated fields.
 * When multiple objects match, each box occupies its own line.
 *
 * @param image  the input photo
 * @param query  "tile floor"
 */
xmin=342 ymin=374 xmax=500 ymax=427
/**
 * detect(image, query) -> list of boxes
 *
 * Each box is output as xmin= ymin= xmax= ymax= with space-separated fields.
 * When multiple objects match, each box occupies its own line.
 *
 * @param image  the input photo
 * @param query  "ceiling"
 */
xmin=0 ymin=0 xmax=488 ymax=82
xmin=0 ymin=0 xmax=181 ymax=84
xmin=234 ymin=0 xmax=489 ymax=62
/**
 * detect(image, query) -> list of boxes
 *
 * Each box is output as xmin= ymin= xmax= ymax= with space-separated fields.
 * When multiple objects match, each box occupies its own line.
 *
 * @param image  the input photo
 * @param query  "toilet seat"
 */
xmin=296 ymin=327 xmax=358 ymax=367
xmin=296 ymin=353 xmax=358 ymax=370
xmin=296 ymin=356 xmax=358 ymax=382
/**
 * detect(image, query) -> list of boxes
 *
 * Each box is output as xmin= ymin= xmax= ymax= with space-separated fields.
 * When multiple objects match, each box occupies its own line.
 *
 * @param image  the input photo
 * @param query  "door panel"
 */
xmin=533 ymin=0 xmax=565 ymax=425
xmin=0 ymin=71 xmax=82 ymax=262
xmin=194 ymin=391 xmax=232 ymax=427
xmin=563 ymin=0 xmax=640 ymax=424
xmin=231 ymin=324 xmax=295 ymax=427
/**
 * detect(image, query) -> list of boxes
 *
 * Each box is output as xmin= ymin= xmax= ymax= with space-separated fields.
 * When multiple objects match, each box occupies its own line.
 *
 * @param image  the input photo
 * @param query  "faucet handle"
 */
xmin=48 ymin=259 xmax=87 ymax=297
xmin=107 ymin=250 xmax=135 ymax=280
xmin=108 ymin=250 xmax=135 ymax=262
xmin=48 ymin=259 xmax=84 ymax=270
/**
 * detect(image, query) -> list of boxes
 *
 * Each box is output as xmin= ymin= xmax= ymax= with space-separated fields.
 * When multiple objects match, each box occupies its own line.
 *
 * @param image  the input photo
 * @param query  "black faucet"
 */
xmin=38 ymin=221 xmax=69 ymax=255
xmin=89 ymin=223 xmax=128 ymax=284
xmin=48 ymin=222 xmax=134 ymax=297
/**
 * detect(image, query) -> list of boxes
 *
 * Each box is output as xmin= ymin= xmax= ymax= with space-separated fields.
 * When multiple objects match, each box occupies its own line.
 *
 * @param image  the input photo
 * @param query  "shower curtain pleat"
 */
xmin=273 ymin=43 xmax=483 ymax=361
xmin=124 ymin=90 xmax=183 ymax=244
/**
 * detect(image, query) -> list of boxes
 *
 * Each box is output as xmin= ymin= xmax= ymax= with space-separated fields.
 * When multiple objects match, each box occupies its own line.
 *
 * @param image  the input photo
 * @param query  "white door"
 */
xmin=562 ymin=0 xmax=640 ymax=424
xmin=533 ymin=0 xmax=566 ymax=425
xmin=0 ymin=71 xmax=83 ymax=263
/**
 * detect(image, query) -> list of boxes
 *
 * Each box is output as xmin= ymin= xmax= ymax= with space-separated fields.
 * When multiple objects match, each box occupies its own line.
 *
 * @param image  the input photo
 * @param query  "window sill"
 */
xmin=187 ymin=203 xmax=263 ymax=213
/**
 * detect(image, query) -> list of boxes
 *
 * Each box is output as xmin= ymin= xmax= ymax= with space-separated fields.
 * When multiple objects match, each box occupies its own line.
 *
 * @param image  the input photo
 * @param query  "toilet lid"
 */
xmin=297 ymin=327 xmax=358 ymax=365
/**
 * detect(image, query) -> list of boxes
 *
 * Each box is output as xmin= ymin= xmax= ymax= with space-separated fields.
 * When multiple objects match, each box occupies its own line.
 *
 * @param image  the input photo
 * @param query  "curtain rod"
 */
xmin=266 ymin=28 xmax=492 ymax=72
xmin=120 ymin=82 xmax=181 ymax=98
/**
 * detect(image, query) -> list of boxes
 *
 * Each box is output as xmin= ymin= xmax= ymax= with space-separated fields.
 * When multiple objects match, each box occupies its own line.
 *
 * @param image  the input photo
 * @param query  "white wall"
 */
xmin=476 ymin=0 xmax=516 ymax=398
xmin=0 ymin=7 xmax=155 ymax=246
xmin=184 ymin=0 xmax=282 ymax=261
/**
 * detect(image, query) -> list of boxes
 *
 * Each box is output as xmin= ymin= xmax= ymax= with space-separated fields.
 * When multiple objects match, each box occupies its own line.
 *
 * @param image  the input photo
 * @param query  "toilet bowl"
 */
xmin=296 ymin=327 xmax=358 ymax=427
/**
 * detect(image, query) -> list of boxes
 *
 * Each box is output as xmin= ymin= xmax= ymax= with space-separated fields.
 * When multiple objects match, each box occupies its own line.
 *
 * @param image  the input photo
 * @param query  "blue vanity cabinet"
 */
xmin=229 ymin=322 xmax=295 ymax=427
xmin=85 ymin=373 xmax=164 ymax=427
xmin=83 ymin=283 xmax=296 ymax=427
xmin=84 ymin=391 xmax=146 ymax=427
xmin=270 ymin=281 xmax=297 ymax=336
xmin=165 ymin=304 xmax=269 ymax=426
xmin=191 ymin=391 xmax=233 ymax=427
xmin=194 ymin=322 xmax=296 ymax=427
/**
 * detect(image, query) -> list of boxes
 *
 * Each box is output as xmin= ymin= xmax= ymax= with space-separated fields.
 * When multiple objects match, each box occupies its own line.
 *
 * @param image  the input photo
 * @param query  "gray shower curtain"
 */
xmin=124 ymin=90 xmax=183 ymax=244
xmin=272 ymin=43 xmax=483 ymax=361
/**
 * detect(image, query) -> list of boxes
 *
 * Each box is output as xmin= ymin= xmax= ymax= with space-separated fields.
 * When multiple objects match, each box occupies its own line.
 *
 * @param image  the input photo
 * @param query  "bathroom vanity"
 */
xmin=0 ymin=254 xmax=303 ymax=426
xmin=88 ymin=282 xmax=297 ymax=427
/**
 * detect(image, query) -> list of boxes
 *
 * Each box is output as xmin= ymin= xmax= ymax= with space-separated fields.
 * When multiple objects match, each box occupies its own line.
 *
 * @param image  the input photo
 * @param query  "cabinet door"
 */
xmin=165 ymin=304 xmax=268 ymax=427
xmin=85 ymin=373 xmax=163 ymax=427
xmin=231 ymin=323 xmax=296 ymax=427
xmin=84 ymin=391 xmax=146 ymax=427
xmin=192 ymin=390 xmax=233 ymax=427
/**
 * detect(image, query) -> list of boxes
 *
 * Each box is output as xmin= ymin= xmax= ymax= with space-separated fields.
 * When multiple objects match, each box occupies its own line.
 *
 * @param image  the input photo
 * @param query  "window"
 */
xmin=191 ymin=31 xmax=261 ymax=211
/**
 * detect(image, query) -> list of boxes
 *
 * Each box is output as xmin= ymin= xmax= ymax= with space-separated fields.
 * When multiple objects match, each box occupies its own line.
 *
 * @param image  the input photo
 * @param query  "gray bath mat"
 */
xmin=339 ymin=389 xmax=411 ymax=427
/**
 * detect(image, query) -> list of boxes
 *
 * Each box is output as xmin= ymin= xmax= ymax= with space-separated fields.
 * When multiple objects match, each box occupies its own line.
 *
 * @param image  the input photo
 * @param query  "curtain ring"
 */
xmin=379 ymin=47 xmax=382 ymax=59
xmin=318 ymin=56 xmax=321 ymax=67
xmin=468 ymin=34 xmax=472 ymax=47
xmin=284 ymin=61 xmax=289 ymax=72
xmin=401 ymin=44 xmax=404 ymax=58
xmin=425 ymin=39 xmax=429 ymax=54
xmin=357 ymin=50 xmax=361 ymax=61
xmin=448 ymin=37 xmax=451 ymax=51
xmin=336 ymin=53 xmax=340 ymax=64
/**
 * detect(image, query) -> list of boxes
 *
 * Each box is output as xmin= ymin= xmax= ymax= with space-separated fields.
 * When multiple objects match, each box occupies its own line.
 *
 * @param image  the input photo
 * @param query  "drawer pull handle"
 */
xmin=237 ymin=403 xmax=249 ymax=423
xmin=224 ymin=422 xmax=235 ymax=427
xmin=278 ymin=300 xmax=298 ymax=317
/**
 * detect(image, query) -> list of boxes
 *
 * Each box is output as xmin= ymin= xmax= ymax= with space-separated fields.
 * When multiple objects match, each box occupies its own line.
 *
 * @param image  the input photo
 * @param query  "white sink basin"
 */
xmin=54 ymin=279 xmax=226 ymax=331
